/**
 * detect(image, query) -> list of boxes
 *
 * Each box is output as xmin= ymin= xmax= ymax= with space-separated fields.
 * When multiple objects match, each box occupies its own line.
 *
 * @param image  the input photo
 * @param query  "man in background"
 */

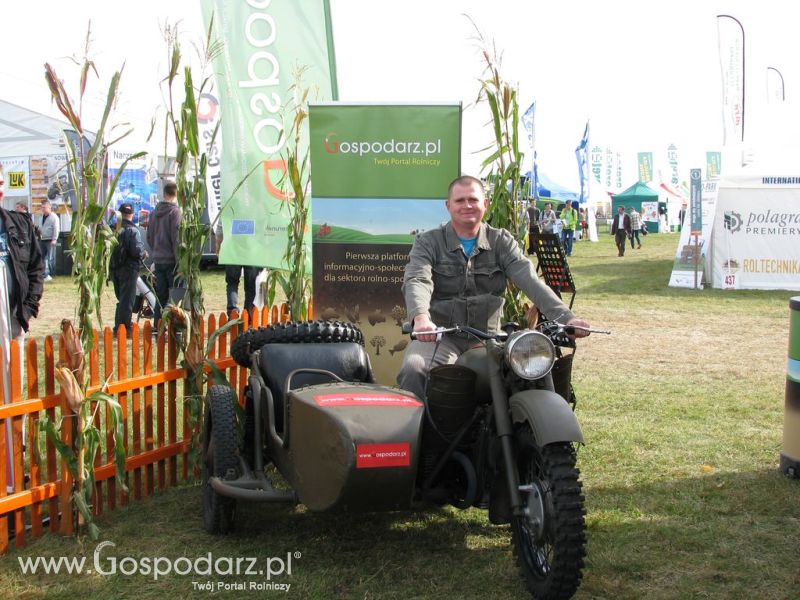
xmin=560 ymin=200 xmax=578 ymax=256
xmin=540 ymin=202 xmax=557 ymax=234
xmin=611 ymin=205 xmax=632 ymax=257
xmin=147 ymin=181 xmax=181 ymax=325
xmin=110 ymin=203 xmax=145 ymax=335
xmin=629 ymin=206 xmax=643 ymax=250
xmin=39 ymin=199 xmax=59 ymax=282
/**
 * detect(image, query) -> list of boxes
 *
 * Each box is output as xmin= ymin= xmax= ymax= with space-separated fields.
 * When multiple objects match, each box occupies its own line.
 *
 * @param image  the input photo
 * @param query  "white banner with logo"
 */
xmin=712 ymin=176 xmax=800 ymax=290
xmin=0 ymin=156 xmax=30 ymax=198
xmin=668 ymin=181 xmax=718 ymax=288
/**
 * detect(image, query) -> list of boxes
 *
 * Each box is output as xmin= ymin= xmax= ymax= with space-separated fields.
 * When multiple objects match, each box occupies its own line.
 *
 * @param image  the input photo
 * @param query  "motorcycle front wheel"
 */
xmin=511 ymin=425 xmax=586 ymax=600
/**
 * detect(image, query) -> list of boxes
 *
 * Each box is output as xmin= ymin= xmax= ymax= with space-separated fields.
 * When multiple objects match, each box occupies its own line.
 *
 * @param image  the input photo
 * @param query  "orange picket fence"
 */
xmin=0 ymin=303 xmax=293 ymax=555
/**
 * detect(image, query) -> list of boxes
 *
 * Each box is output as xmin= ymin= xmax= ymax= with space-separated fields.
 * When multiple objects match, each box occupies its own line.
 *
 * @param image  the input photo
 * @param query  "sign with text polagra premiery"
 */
xmin=309 ymin=103 xmax=461 ymax=385
xmin=712 ymin=176 xmax=800 ymax=291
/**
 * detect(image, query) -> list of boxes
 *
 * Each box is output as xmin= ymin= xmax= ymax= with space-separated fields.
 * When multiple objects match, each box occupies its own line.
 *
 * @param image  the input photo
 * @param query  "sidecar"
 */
xmin=202 ymin=321 xmax=426 ymax=533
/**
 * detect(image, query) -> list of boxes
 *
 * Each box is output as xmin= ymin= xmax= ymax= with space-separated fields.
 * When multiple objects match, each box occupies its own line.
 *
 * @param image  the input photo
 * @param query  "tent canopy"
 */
xmin=0 ymin=99 xmax=72 ymax=157
xmin=611 ymin=181 xmax=663 ymax=232
xmin=523 ymin=170 xmax=579 ymax=202
xmin=611 ymin=181 xmax=659 ymax=203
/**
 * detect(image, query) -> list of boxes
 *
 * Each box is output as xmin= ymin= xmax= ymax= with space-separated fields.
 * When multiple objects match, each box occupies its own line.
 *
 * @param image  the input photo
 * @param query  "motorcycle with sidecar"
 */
xmin=203 ymin=319 xmax=604 ymax=599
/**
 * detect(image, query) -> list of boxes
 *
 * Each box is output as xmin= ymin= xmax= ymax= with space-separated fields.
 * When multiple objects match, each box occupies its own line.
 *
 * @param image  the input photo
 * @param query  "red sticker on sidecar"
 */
xmin=356 ymin=443 xmax=411 ymax=468
xmin=313 ymin=393 xmax=422 ymax=407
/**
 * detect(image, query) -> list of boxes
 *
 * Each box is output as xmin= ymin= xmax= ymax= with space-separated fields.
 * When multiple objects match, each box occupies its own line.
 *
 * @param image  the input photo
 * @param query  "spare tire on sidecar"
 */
xmin=202 ymin=321 xmax=425 ymax=533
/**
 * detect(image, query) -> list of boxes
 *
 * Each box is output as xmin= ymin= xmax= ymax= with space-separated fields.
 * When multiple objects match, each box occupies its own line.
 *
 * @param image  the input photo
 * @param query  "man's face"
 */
xmin=446 ymin=181 xmax=488 ymax=230
xmin=618 ymin=207 xmax=625 ymax=215
xmin=42 ymin=203 xmax=51 ymax=215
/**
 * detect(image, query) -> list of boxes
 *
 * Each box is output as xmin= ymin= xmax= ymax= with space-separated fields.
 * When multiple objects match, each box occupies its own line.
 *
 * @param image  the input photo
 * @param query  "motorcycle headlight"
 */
xmin=505 ymin=331 xmax=556 ymax=380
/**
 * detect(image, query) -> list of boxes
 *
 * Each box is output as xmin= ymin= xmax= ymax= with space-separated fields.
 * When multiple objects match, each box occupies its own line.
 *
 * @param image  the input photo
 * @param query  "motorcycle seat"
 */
xmin=257 ymin=342 xmax=374 ymax=431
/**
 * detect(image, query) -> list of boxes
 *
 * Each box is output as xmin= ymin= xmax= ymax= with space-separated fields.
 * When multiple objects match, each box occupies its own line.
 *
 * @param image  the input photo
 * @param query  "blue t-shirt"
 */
xmin=459 ymin=236 xmax=478 ymax=257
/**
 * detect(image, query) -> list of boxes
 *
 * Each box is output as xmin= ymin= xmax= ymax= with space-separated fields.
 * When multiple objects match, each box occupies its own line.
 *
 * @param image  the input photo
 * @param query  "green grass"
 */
xmin=2 ymin=234 xmax=799 ymax=599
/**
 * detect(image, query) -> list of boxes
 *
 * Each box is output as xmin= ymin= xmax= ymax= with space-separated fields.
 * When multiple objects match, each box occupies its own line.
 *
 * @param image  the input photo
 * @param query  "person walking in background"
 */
xmin=580 ymin=208 xmax=589 ymax=241
xmin=611 ymin=205 xmax=632 ymax=257
xmin=629 ymin=206 xmax=643 ymax=250
xmin=39 ymin=199 xmax=59 ymax=282
xmin=109 ymin=203 xmax=145 ymax=335
xmin=560 ymin=200 xmax=578 ymax=256
xmin=540 ymin=202 xmax=557 ymax=234
xmin=146 ymin=181 xmax=181 ymax=325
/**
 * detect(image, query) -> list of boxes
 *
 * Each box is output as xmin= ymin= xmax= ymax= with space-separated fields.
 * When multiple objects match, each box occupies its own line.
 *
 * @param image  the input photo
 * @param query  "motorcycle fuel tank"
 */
xmin=287 ymin=382 xmax=424 ymax=512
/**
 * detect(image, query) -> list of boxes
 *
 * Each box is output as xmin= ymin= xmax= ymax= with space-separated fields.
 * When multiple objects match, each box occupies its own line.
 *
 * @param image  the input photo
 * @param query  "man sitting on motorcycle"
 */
xmin=397 ymin=175 xmax=590 ymax=400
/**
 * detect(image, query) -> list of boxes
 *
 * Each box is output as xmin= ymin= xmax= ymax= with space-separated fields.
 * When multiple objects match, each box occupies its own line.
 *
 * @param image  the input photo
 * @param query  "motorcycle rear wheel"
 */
xmin=202 ymin=385 xmax=239 ymax=534
xmin=511 ymin=426 xmax=586 ymax=600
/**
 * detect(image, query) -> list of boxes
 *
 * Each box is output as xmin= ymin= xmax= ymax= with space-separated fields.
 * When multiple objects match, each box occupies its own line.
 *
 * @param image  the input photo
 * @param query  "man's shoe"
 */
xmin=44 ymin=275 xmax=53 ymax=282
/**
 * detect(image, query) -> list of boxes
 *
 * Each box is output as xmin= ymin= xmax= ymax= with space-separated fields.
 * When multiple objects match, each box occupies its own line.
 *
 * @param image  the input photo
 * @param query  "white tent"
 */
xmin=711 ymin=175 xmax=800 ymax=291
xmin=0 ymin=98 xmax=70 ymax=158
xmin=0 ymin=99 xmax=79 ymax=212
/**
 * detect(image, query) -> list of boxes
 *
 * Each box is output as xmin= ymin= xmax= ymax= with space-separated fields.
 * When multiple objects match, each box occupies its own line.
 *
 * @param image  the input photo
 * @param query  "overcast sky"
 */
xmin=2 ymin=0 xmax=799 ymax=190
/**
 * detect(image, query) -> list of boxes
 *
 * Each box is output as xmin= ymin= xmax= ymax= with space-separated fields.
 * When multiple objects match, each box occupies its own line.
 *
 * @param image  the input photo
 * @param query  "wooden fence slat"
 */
xmin=157 ymin=326 xmax=166 ymax=490
xmin=44 ymin=335 xmax=58 ymax=532
xmin=227 ymin=311 xmax=239 ymax=405
xmin=25 ymin=340 xmax=42 ymax=537
xmin=143 ymin=321 xmax=154 ymax=497
xmin=131 ymin=324 xmax=142 ymax=501
xmin=168 ymin=326 xmax=177 ymax=487
xmin=116 ymin=326 xmax=129 ymax=507
xmin=103 ymin=327 xmax=116 ymax=511
xmin=10 ymin=341 xmax=26 ymax=547
xmin=57 ymin=336 xmax=73 ymax=536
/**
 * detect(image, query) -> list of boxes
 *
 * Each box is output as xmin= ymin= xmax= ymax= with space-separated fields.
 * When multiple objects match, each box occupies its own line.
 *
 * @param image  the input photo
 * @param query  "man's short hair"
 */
xmin=447 ymin=175 xmax=485 ymax=199
xmin=41 ymin=199 xmax=51 ymax=206
xmin=163 ymin=181 xmax=178 ymax=198
xmin=15 ymin=201 xmax=27 ymax=210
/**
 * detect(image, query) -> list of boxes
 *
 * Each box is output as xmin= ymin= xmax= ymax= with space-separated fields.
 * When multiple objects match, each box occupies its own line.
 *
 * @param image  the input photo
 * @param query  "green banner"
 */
xmin=309 ymin=104 xmax=461 ymax=199
xmin=637 ymin=152 xmax=653 ymax=183
xmin=706 ymin=151 xmax=722 ymax=179
xmin=310 ymin=103 xmax=461 ymax=384
xmin=201 ymin=0 xmax=338 ymax=268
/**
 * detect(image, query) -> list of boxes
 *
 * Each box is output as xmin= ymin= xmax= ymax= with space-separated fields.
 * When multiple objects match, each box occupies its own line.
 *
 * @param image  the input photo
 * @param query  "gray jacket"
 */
xmin=146 ymin=201 xmax=181 ymax=264
xmin=403 ymin=222 xmax=574 ymax=333
xmin=40 ymin=212 xmax=60 ymax=241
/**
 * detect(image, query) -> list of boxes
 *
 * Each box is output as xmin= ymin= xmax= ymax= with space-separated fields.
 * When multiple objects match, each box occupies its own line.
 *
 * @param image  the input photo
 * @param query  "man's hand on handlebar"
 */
xmin=412 ymin=314 xmax=440 ymax=343
xmin=565 ymin=317 xmax=591 ymax=338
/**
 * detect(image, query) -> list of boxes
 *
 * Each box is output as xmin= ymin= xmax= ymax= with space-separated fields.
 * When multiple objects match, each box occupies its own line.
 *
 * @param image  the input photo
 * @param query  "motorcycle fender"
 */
xmin=509 ymin=390 xmax=584 ymax=446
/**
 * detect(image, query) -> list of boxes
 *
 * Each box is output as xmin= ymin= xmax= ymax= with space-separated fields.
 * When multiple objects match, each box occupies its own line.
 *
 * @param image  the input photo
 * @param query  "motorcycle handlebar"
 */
xmin=408 ymin=325 xmax=506 ymax=341
xmin=405 ymin=321 xmax=611 ymax=340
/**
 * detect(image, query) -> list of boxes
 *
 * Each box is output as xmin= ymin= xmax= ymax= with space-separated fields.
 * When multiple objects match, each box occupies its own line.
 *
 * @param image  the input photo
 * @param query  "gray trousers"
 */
xmin=396 ymin=335 xmax=475 ymax=400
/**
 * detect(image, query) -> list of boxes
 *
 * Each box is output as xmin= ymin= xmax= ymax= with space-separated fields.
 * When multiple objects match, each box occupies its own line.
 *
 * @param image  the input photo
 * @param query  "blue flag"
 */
xmin=575 ymin=121 xmax=589 ymax=204
xmin=521 ymin=101 xmax=536 ymax=149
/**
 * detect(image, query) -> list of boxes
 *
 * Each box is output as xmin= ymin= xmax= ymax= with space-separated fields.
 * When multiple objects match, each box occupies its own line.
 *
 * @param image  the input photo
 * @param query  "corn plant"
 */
xmin=265 ymin=71 xmax=314 ymax=321
xmin=470 ymin=20 xmax=528 ymax=324
xmin=41 ymin=25 xmax=133 ymax=538
xmin=157 ymin=19 xmax=240 ymax=470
